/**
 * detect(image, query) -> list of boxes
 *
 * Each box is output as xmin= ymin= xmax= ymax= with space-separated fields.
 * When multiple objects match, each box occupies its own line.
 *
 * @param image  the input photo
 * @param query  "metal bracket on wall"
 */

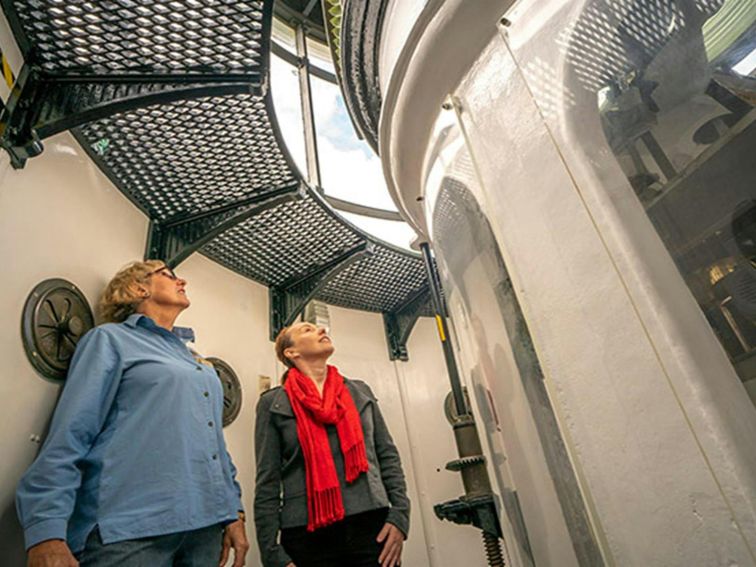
xmin=269 ymin=240 xmax=375 ymax=340
xmin=146 ymin=183 xmax=304 ymax=268
xmin=383 ymin=285 xmax=431 ymax=361
xmin=0 ymin=63 xmax=262 ymax=169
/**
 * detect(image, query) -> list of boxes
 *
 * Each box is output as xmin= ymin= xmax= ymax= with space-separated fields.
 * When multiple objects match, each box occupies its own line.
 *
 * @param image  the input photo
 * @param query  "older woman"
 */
xmin=254 ymin=322 xmax=409 ymax=567
xmin=16 ymin=260 xmax=249 ymax=567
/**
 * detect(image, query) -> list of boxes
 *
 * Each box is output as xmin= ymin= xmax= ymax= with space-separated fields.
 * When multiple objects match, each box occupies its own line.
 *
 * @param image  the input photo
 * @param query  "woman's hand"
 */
xmin=377 ymin=523 xmax=404 ymax=567
xmin=219 ymin=519 xmax=250 ymax=567
xmin=27 ymin=540 xmax=79 ymax=567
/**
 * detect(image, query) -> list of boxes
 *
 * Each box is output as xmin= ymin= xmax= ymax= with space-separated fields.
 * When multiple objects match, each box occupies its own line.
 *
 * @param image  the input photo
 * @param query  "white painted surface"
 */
xmin=449 ymin=37 xmax=753 ymax=564
xmin=378 ymin=0 xmax=429 ymax=94
xmin=379 ymin=0 xmax=517 ymax=237
xmin=501 ymin=1 xmax=756 ymax=558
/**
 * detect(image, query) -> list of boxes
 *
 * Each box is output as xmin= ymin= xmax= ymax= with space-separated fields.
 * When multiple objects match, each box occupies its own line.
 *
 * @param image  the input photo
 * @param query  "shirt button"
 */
xmin=196 ymin=366 xmax=202 ymax=371
xmin=203 ymin=392 xmax=209 ymax=397
xmin=208 ymin=421 xmax=214 ymax=427
xmin=212 ymin=454 xmax=218 ymax=460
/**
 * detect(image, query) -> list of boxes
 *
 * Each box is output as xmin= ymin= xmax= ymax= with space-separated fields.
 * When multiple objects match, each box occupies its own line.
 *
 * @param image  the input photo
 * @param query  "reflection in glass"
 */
xmin=432 ymin=176 xmax=603 ymax=566
xmin=310 ymin=73 xmax=399 ymax=211
xmin=593 ymin=0 xmax=756 ymax=402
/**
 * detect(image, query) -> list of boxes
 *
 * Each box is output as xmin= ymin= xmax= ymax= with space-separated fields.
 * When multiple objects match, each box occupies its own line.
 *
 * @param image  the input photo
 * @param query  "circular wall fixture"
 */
xmin=22 ymin=278 xmax=95 ymax=381
xmin=207 ymin=357 xmax=243 ymax=427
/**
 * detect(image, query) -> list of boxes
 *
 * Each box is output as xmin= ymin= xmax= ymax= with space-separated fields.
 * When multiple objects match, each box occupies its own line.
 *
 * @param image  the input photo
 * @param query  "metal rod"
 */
xmin=295 ymin=24 xmax=322 ymax=188
xmin=420 ymin=242 xmax=468 ymax=418
xmin=271 ymin=41 xmax=338 ymax=84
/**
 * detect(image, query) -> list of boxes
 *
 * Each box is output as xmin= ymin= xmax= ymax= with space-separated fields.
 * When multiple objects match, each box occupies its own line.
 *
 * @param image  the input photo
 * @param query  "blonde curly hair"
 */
xmin=99 ymin=259 xmax=166 ymax=323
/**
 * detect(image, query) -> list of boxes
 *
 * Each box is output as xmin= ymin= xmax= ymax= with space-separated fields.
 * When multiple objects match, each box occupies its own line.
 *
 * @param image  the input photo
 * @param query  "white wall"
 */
xmin=0 ymin=131 xmax=486 ymax=567
xmin=0 ymin=134 xmax=149 ymax=563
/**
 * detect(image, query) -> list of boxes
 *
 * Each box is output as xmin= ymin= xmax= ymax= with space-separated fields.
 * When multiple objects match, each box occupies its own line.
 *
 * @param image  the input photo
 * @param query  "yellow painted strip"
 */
xmin=2 ymin=53 xmax=14 ymax=89
xmin=435 ymin=314 xmax=446 ymax=342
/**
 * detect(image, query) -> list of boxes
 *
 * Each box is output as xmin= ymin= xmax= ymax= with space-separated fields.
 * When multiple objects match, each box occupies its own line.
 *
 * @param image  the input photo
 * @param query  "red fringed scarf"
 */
xmin=284 ymin=365 xmax=369 ymax=531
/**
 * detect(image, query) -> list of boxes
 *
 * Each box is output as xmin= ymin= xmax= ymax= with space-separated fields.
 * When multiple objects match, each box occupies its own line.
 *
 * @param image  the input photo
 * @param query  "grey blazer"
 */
xmin=254 ymin=378 xmax=410 ymax=567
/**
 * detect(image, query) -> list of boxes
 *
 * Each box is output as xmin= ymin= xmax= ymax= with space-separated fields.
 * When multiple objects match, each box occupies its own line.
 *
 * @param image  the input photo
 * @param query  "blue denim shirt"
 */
xmin=16 ymin=314 xmax=243 ymax=552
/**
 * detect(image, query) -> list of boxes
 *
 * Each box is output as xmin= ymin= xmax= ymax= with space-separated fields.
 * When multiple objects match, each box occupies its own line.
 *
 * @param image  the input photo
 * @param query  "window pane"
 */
xmin=272 ymin=18 xmax=297 ymax=54
xmin=307 ymin=36 xmax=336 ymax=76
xmin=310 ymin=73 xmax=399 ymax=211
xmin=339 ymin=211 xmax=416 ymax=250
xmin=270 ymin=53 xmax=307 ymax=176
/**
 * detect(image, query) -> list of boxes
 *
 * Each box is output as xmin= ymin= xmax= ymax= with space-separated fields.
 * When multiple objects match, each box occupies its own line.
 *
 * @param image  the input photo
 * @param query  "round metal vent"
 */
xmin=22 ymin=278 xmax=95 ymax=380
xmin=207 ymin=357 xmax=243 ymax=427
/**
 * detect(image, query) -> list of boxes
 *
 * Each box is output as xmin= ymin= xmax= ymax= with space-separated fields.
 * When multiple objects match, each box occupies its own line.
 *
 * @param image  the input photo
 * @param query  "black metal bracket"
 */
xmin=383 ymin=285 xmax=431 ymax=361
xmin=0 ymin=63 xmax=263 ymax=169
xmin=270 ymin=240 xmax=375 ymax=340
xmin=146 ymin=183 xmax=304 ymax=268
xmin=434 ymin=494 xmax=502 ymax=539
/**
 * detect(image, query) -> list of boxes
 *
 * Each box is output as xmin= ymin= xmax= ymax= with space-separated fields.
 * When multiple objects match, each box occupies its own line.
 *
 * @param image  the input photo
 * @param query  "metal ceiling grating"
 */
xmin=5 ymin=0 xmax=267 ymax=72
xmin=202 ymin=191 xmax=364 ymax=288
xmin=78 ymin=94 xmax=295 ymax=221
xmin=318 ymin=245 xmax=429 ymax=313
xmin=2 ymin=0 xmax=430 ymax=320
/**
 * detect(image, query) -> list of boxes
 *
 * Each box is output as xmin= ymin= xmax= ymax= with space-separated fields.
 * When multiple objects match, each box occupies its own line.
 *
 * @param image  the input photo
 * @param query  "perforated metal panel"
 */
xmin=318 ymin=245 xmax=429 ymax=313
xmin=79 ymin=94 xmax=295 ymax=220
xmin=203 ymin=191 xmax=363 ymax=286
xmin=6 ymin=0 xmax=266 ymax=72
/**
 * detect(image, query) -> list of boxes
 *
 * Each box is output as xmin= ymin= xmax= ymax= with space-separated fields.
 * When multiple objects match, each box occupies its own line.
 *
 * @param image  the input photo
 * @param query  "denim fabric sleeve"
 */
xmin=363 ymin=382 xmax=411 ymax=538
xmin=254 ymin=391 xmax=293 ymax=567
xmin=16 ymin=327 xmax=123 ymax=550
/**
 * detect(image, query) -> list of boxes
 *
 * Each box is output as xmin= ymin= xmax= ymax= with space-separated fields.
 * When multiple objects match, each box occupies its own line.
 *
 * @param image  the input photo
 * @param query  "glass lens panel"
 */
xmin=596 ymin=1 xmax=756 ymax=396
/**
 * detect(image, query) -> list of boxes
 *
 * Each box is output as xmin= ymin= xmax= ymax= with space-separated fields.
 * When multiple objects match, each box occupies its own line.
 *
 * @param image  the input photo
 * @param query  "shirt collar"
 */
xmin=124 ymin=313 xmax=195 ymax=343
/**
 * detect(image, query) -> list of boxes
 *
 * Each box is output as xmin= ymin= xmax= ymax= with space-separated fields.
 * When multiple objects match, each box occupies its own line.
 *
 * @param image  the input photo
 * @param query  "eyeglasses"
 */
xmin=148 ymin=265 xmax=179 ymax=281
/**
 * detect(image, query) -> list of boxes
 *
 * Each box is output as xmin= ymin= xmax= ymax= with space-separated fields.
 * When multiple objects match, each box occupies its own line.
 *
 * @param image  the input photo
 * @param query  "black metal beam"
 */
xmin=44 ymin=72 xmax=261 ymax=85
xmin=0 ymin=65 xmax=262 ymax=169
xmin=383 ymin=284 xmax=431 ymax=361
xmin=146 ymin=183 xmax=304 ymax=268
xmin=270 ymin=240 xmax=375 ymax=340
